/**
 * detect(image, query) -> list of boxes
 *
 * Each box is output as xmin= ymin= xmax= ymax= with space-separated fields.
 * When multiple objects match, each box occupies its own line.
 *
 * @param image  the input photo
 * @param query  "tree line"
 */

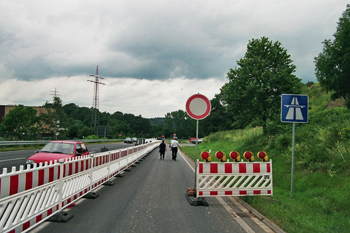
xmin=1 ymin=4 xmax=350 ymax=141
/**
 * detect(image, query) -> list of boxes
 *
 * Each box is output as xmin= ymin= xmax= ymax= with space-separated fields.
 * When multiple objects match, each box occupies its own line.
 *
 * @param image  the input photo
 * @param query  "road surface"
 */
xmin=28 ymin=144 xmax=281 ymax=233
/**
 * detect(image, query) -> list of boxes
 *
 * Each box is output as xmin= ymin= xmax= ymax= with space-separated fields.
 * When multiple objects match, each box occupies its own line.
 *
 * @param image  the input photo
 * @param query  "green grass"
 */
xmin=180 ymin=85 xmax=350 ymax=232
xmin=181 ymin=125 xmax=350 ymax=232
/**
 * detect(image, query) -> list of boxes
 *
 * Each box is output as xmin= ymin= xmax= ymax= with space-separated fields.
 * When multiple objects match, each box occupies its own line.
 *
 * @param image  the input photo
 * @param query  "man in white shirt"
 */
xmin=170 ymin=137 xmax=179 ymax=161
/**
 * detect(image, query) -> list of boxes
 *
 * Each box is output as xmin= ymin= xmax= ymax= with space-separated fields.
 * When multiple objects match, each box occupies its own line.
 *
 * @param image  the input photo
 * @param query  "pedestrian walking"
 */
xmin=170 ymin=137 xmax=179 ymax=161
xmin=159 ymin=139 xmax=166 ymax=159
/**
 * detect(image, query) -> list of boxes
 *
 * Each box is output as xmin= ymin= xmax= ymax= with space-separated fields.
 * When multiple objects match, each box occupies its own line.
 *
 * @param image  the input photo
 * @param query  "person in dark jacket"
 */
xmin=159 ymin=139 xmax=167 ymax=159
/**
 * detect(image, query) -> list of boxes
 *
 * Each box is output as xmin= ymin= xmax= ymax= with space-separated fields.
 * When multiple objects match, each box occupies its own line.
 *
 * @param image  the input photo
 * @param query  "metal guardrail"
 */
xmin=0 ymin=139 xmax=124 ymax=147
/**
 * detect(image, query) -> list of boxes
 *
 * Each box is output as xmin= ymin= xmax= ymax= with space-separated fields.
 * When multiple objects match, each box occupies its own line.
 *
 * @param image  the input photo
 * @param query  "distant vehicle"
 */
xmin=132 ymin=137 xmax=137 ymax=142
xmin=189 ymin=138 xmax=196 ymax=143
xmin=124 ymin=138 xmax=133 ymax=143
xmin=190 ymin=138 xmax=203 ymax=144
xmin=26 ymin=141 xmax=89 ymax=165
xmin=145 ymin=138 xmax=156 ymax=143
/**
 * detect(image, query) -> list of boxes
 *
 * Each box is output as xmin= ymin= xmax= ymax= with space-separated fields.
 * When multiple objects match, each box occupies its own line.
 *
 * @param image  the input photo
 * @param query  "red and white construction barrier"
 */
xmin=196 ymin=160 xmax=273 ymax=197
xmin=0 ymin=142 xmax=157 ymax=233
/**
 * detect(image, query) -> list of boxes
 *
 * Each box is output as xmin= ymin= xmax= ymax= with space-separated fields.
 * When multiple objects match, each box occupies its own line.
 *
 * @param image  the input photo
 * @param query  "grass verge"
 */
xmin=180 ymin=123 xmax=350 ymax=233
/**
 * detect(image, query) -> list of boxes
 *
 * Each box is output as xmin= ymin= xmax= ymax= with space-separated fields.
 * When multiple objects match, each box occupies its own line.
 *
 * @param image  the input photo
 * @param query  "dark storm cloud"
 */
xmin=0 ymin=0 xmax=348 ymax=83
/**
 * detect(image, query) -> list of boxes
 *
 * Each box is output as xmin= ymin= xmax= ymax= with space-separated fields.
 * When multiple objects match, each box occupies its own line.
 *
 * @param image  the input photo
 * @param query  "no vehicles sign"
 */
xmin=186 ymin=94 xmax=211 ymax=120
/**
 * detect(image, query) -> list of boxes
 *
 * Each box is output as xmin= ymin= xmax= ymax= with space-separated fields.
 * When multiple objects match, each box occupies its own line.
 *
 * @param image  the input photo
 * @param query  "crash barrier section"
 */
xmin=197 ymin=150 xmax=272 ymax=197
xmin=0 ymin=141 xmax=159 ymax=233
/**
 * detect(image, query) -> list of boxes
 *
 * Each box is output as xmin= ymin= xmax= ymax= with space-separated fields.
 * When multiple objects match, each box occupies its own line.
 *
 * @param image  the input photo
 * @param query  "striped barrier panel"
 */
xmin=196 ymin=160 xmax=273 ymax=197
xmin=0 ymin=142 xmax=158 ymax=233
xmin=0 ymin=143 xmax=150 ymax=199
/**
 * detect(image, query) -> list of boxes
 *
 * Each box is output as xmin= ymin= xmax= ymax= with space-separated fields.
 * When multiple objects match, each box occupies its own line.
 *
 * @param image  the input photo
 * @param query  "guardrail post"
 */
xmin=103 ymin=152 xmax=114 ymax=186
xmin=58 ymin=159 xmax=64 ymax=212
xmin=131 ymin=146 xmax=137 ymax=167
xmin=136 ymin=147 xmax=141 ymax=164
xmin=84 ymin=153 xmax=99 ymax=198
xmin=115 ymin=150 xmax=124 ymax=177
xmin=48 ymin=159 xmax=74 ymax=222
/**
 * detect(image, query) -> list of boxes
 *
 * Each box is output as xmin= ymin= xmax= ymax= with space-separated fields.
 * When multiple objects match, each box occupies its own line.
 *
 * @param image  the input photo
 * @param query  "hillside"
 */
xmin=181 ymin=83 xmax=350 ymax=233
xmin=148 ymin=117 xmax=165 ymax=125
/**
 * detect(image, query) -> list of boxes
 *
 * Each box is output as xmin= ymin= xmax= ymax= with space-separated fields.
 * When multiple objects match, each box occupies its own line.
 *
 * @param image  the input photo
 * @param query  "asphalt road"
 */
xmin=0 ymin=142 xmax=134 ymax=172
xmin=28 ymin=145 xmax=279 ymax=233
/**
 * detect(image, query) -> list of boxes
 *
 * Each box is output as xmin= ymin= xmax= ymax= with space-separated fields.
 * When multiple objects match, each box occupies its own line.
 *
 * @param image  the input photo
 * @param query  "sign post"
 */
xmin=185 ymin=94 xmax=211 ymax=194
xmin=281 ymin=94 xmax=308 ymax=198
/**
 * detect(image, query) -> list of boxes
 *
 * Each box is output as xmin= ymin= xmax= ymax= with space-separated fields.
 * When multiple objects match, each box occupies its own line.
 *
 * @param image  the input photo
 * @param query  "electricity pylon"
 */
xmin=88 ymin=65 xmax=105 ymax=133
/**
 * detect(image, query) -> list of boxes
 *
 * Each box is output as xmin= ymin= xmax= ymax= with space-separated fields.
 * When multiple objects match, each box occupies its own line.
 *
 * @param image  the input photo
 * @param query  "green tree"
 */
xmin=110 ymin=119 xmax=132 ymax=137
xmin=0 ymin=105 xmax=39 ymax=140
xmin=222 ymin=37 xmax=302 ymax=133
xmin=79 ymin=126 xmax=93 ymax=138
xmin=63 ymin=104 xmax=92 ymax=128
xmin=201 ymin=93 xmax=231 ymax=135
xmin=164 ymin=110 xmax=195 ymax=139
xmin=39 ymin=97 xmax=68 ymax=139
xmin=315 ymin=4 xmax=350 ymax=108
xmin=68 ymin=124 xmax=80 ymax=138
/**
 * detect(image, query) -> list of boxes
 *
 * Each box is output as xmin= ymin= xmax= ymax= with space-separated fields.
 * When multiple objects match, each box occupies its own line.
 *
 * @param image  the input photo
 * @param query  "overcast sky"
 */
xmin=0 ymin=1 xmax=348 ymax=118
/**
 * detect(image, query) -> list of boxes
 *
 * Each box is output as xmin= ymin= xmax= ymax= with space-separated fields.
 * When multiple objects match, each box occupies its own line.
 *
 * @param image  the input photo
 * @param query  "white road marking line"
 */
xmin=217 ymin=196 xmax=255 ymax=233
xmin=228 ymin=197 xmax=273 ymax=233
xmin=0 ymin=157 xmax=26 ymax=163
xmin=179 ymin=150 xmax=195 ymax=172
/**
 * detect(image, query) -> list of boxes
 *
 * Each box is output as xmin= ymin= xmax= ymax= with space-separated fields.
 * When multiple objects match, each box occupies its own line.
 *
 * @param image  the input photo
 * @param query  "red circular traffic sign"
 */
xmin=186 ymin=94 xmax=211 ymax=120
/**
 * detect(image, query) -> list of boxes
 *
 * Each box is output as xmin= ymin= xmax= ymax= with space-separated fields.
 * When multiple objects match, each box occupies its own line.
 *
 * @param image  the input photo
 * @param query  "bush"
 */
xmin=85 ymin=135 xmax=99 ymax=139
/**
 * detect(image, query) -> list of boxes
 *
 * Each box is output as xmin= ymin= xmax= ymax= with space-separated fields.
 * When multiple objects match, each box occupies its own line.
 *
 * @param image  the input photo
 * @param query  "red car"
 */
xmin=190 ymin=138 xmax=203 ymax=144
xmin=26 ymin=141 xmax=90 ymax=166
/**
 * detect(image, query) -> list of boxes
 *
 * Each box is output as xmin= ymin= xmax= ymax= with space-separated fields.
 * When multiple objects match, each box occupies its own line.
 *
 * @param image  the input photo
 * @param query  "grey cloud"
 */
xmin=0 ymin=0 xmax=349 ymax=83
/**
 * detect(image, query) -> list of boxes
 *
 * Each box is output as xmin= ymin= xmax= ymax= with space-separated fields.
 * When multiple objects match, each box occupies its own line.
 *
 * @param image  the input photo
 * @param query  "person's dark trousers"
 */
xmin=172 ymin=147 xmax=178 ymax=160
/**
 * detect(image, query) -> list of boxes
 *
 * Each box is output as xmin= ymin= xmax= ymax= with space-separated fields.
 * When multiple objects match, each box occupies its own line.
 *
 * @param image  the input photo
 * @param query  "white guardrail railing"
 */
xmin=0 ymin=141 xmax=159 ymax=233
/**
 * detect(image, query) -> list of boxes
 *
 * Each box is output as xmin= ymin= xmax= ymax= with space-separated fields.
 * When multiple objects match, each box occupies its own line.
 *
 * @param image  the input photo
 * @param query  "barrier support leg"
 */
xmin=84 ymin=192 xmax=99 ymax=199
xmin=48 ymin=211 xmax=74 ymax=222
xmin=186 ymin=195 xmax=209 ymax=206
xmin=103 ymin=180 xmax=115 ymax=186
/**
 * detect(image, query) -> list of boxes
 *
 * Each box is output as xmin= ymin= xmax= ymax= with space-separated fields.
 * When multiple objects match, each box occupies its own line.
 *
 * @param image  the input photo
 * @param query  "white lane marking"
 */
xmin=217 ymin=196 xmax=255 ymax=233
xmin=0 ymin=157 xmax=26 ymax=163
xmin=179 ymin=150 xmax=195 ymax=172
xmin=228 ymin=197 xmax=273 ymax=233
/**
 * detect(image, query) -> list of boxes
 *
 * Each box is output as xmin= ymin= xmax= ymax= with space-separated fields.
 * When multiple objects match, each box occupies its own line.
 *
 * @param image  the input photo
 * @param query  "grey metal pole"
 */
xmin=194 ymin=120 xmax=199 ymax=189
xmin=291 ymin=122 xmax=295 ymax=198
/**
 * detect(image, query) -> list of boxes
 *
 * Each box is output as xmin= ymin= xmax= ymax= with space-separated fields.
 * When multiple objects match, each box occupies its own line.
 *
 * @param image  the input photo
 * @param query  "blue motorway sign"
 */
xmin=281 ymin=94 xmax=308 ymax=123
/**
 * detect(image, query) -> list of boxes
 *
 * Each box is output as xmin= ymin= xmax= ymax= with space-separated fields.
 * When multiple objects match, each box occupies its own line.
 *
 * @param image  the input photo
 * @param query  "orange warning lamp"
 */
xmin=257 ymin=151 xmax=268 ymax=162
xmin=243 ymin=151 xmax=254 ymax=162
xmin=215 ymin=151 xmax=227 ymax=162
xmin=201 ymin=151 xmax=212 ymax=162
xmin=229 ymin=151 xmax=240 ymax=162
